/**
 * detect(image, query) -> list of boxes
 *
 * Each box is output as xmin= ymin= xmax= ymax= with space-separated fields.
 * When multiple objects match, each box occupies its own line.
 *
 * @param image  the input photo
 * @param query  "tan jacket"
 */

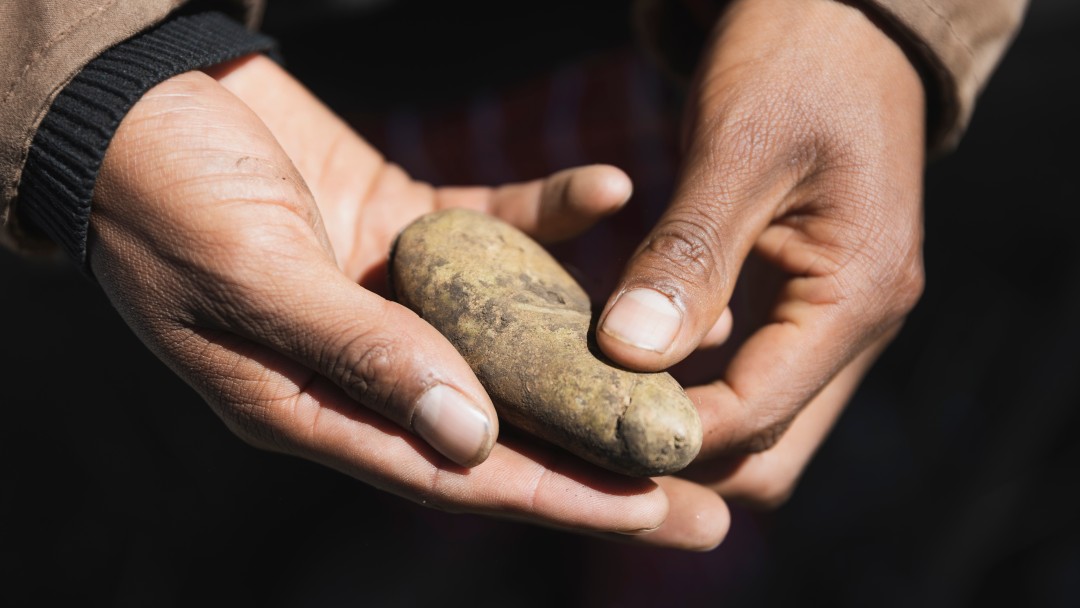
xmin=0 ymin=0 xmax=261 ymax=252
xmin=0 ymin=0 xmax=1027 ymax=252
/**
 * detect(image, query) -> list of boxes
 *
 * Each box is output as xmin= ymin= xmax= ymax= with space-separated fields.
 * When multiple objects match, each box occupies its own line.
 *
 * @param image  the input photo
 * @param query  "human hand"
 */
xmin=598 ymin=0 xmax=926 ymax=507
xmin=88 ymin=55 xmax=728 ymax=546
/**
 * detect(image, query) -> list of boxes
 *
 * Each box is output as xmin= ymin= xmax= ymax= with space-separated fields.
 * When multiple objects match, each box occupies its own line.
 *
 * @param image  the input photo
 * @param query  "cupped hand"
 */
xmin=89 ymin=55 xmax=728 ymax=547
xmin=598 ymin=0 xmax=926 ymax=509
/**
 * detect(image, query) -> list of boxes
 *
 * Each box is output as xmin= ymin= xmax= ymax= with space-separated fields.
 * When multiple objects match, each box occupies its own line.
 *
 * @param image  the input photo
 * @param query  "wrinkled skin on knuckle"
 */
xmin=721 ymin=398 xmax=800 ymax=456
xmin=739 ymin=416 xmax=795 ymax=454
xmin=637 ymin=213 xmax=727 ymax=296
xmin=706 ymin=392 xmax=801 ymax=458
xmin=323 ymin=331 xmax=408 ymax=422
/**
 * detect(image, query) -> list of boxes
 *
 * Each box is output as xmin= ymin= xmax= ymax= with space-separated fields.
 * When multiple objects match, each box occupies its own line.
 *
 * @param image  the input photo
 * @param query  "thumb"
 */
xmin=232 ymin=263 xmax=501 ymax=468
xmin=596 ymin=118 xmax=791 ymax=371
xmin=90 ymin=69 xmax=498 ymax=468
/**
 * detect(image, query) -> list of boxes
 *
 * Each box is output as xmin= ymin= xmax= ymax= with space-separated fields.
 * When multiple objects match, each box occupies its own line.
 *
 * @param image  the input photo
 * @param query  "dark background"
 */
xmin=2 ymin=0 xmax=1078 ymax=605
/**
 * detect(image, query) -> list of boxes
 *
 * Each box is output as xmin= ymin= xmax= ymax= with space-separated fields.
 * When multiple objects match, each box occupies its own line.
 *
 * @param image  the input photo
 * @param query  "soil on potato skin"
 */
xmin=390 ymin=209 xmax=702 ymax=477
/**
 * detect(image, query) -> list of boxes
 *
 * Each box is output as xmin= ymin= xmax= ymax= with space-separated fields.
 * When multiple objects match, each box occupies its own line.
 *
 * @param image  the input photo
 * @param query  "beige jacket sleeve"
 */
xmin=0 ymin=0 xmax=263 ymax=252
xmin=635 ymin=0 xmax=1030 ymax=152
xmin=865 ymin=0 xmax=1029 ymax=150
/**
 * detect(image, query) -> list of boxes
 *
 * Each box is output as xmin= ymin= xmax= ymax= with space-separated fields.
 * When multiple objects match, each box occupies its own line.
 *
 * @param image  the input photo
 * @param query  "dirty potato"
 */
xmin=389 ymin=209 xmax=702 ymax=477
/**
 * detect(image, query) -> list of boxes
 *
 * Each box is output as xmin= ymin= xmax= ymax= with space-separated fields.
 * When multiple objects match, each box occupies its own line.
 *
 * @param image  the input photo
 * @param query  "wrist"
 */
xmin=686 ymin=0 xmax=924 ymax=154
xmin=17 ymin=12 xmax=276 ymax=270
xmin=710 ymin=0 xmax=921 ymax=84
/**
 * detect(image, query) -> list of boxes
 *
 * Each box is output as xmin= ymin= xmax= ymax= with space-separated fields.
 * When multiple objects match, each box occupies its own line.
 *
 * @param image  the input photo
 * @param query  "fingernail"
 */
xmin=615 ymin=525 xmax=662 ymax=536
xmin=413 ymin=385 xmax=492 ymax=467
xmin=601 ymin=288 xmax=682 ymax=353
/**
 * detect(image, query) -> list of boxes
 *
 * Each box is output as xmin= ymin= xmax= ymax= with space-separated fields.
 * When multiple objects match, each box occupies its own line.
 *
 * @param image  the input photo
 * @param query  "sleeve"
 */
xmin=0 ymin=0 xmax=264 ymax=254
xmin=632 ymin=0 xmax=1031 ymax=153
xmin=17 ymin=11 xmax=277 ymax=268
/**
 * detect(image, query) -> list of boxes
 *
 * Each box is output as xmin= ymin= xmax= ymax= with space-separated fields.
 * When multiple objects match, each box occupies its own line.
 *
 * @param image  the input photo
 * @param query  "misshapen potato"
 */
xmin=389 ymin=209 xmax=702 ymax=477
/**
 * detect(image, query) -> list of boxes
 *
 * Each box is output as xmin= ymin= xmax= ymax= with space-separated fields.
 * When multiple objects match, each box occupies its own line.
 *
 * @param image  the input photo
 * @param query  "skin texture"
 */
xmin=88 ymin=55 xmax=730 ymax=550
xmin=599 ymin=0 xmax=927 ymax=512
xmin=391 ymin=209 xmax=703 ymax=477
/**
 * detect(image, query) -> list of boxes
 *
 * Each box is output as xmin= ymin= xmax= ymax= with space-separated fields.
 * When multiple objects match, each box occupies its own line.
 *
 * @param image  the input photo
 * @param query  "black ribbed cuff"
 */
xmin=18 ymin=11 xmax=277 ymax=270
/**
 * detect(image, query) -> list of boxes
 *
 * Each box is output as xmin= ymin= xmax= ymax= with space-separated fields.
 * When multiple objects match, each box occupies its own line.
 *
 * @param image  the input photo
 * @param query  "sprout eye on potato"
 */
xmin=389 ymin=209 xmax=702 ymax=477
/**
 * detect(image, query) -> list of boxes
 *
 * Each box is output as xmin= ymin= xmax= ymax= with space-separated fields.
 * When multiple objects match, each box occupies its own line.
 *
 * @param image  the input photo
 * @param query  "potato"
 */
xmin=389 ymin=209 xmax=702 ymax=477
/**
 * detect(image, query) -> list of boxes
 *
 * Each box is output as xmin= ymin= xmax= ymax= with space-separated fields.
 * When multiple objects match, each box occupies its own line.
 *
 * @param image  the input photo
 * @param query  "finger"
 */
xmin=211 ymin=56 xmax=631 ymax=250
xmin=683 ymin=331 xmax=891 ymax=508
xmin=693 ymin=261 xmax=916 ymax=460
xmin=584 ymin=476 xmax=730 ymax=551
xmin=435 ymin=164 xmax=633 ymax=242
xmin=633 ymin=476 xmax=730 ymax=551
xmin=252 ymin=272 xmax=501 ymax=468
xmin=698 ymin=307 xmax=733 ymax=349
xmin=683 ymin=157 xmax=923 ymax=460
xmin=171 ymin=329 xmax=671 ymax=535
xmin=595 ymin=118 xmax=794 ymax=371
xmin=93 ymin=70 xmax=499 ymax=468
xmin=299 ymin=380 xmax=665 ymax=533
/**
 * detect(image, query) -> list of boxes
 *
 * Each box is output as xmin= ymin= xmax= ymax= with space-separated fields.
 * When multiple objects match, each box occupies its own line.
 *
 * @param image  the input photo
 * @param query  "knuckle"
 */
xmin=215 ymin=398 xmax=295 ymax=454
xmin=890 ymin=255 xmax=926 ymax=317
xmin=859 ymin=240 xmax=925 ymax=326
xmin=326 ymin=330 xmax=406 ymax=420
xmin=639 ymin=214 xmax=726 ymax=292
xmin=819 ymin=189 xmax=925 ymax=327
xmin=739 ymin=414 xmax=795 ymax=455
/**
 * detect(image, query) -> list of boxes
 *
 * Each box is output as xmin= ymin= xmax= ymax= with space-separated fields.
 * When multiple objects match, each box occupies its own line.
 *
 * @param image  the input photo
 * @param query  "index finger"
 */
xmin=690 ymin=215 xmax=924 ymax=459
xmin=165 ymin=320 xmax=674 ymax=536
